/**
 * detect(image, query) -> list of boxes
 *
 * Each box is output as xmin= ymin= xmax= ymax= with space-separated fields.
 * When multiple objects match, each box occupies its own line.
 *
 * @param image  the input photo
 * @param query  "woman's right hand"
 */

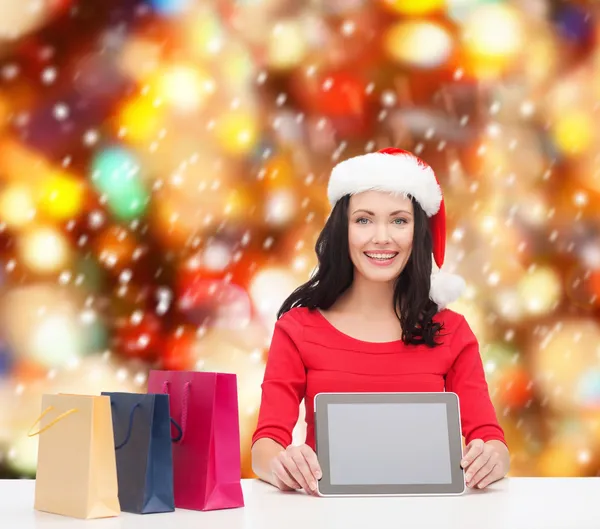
xmin=270 ymin=444 xmax=322 ymax=494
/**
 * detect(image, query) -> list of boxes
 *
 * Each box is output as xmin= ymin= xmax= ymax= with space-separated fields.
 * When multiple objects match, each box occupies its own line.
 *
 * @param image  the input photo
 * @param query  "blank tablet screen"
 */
xmin=327 ymin=402 xmax=452 ymax=485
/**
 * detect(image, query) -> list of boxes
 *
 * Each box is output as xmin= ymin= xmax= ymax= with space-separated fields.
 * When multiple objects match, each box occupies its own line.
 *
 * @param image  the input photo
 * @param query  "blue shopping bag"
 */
xmin=102 ymin=392 xmax=180 ymax=514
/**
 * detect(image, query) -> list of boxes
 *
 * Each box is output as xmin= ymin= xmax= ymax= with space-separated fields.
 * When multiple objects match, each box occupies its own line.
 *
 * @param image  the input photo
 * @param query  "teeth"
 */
xmin=365 ymin=253 xmax=397 ymax=260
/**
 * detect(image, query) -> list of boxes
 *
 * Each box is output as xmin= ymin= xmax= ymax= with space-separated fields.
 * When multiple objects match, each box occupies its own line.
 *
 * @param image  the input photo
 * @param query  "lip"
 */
xmin=363 ymin=251 xmax=399 ymax=267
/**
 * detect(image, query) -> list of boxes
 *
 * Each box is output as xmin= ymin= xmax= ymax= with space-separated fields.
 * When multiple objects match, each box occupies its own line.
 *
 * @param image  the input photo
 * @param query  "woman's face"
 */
xmin=347 ymin=191 xmax=415 ymax=283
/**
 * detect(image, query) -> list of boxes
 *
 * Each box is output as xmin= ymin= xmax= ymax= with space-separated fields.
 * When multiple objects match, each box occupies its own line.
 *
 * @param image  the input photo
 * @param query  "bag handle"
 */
xmin=111 ymin=401 xmax=184 ymax=448
xmin=27 ymin=406 xmax=78 ymax=437
xmin=112 ymin=402 xmax=140 ymax=449
xmin=170 ymin=418 xmax=183 ymax=442
xmin=162 ymin=380 xmax=191 ymax=443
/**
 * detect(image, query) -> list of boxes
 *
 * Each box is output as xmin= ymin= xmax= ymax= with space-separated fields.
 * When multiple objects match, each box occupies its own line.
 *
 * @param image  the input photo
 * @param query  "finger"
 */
xmin=291 ymin=451 xmax=318 ymax=492
xmin=272 ymin=473 xmax=296 ymax=492
xmin=475 ymin=464 xmax=501 ymax=489
xmin=469 ymin=454 xmax=499 ymax=488
xmin=272 ymin=458 xmax=301 ymax=490
xmin=468 ymin=463 xmax=493 ymax=488
xmin=272 ymin=460 xmax=300 ymax=490
xmin=300 ymin=445 xmax=322 ymax=481
xmin=462 ymin=439 xmax=484 ymax=467
xmin=461 ymin=440 xmax=485 ymax=469
xmin=281 ymin=453 xmax=312 ymax=492
xmin=464 ymin=452 xmax=492 ymax=486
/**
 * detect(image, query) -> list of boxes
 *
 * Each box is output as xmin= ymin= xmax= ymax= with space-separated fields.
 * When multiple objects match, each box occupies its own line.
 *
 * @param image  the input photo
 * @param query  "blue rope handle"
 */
xmin=170 ymin=418 xmax=183 ymax=442
xmin=111 ymin=400 xmax=184 ymax=448
xmin=114 ymin=402 xmax=141 ymax=450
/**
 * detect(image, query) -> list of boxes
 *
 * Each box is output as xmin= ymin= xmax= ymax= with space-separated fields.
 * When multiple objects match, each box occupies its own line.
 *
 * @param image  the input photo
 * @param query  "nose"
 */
xmin=372 ymin=222 xmax=391 ymax=244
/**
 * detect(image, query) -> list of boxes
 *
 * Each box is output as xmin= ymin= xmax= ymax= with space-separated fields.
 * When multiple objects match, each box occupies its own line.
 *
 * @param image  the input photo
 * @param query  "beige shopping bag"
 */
xmin=28 ymin=394 xmax=121 ymax=519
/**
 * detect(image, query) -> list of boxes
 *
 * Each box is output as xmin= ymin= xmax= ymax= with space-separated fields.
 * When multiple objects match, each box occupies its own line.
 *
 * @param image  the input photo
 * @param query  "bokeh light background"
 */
xmin=1 ymin=0 xmax=600 ymax=480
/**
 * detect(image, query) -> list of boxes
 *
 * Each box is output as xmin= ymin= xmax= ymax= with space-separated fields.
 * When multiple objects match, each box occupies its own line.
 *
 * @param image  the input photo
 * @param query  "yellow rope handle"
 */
xmin=27 ymin=406 xmax=79 ymax=437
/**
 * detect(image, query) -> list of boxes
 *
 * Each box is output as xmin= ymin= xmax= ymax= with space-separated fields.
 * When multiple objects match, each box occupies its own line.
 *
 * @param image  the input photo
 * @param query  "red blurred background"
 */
xmin=1 ymin=0 xmax=600 ymax=479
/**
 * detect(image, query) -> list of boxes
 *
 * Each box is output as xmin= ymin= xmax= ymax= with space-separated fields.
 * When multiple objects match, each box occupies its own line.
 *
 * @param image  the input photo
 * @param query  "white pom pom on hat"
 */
xmin=327 ymin=147 xmax=466 ymax=309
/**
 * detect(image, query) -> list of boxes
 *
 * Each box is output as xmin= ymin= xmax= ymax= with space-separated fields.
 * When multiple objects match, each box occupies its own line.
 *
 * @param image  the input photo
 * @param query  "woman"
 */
xmin=251 ymin=148 xmax=510 ymax=494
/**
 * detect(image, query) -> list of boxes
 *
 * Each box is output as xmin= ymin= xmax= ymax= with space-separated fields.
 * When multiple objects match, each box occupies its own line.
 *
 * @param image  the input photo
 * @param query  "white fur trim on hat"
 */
xmin=430 ymin=270 xmax=466 ymax=309
xmin=328 ymin=152 xmax=442 ymax=216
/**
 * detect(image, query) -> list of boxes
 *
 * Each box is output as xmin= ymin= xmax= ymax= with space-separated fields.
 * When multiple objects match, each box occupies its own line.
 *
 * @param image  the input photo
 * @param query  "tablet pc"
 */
xmin=314 ymin=392 xmax=465 ymax=497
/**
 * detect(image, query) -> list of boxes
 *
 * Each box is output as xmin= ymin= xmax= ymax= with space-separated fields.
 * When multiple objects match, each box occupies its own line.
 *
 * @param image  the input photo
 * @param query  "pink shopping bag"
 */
xmin=147 ymin=370 xmax=244 ymax=511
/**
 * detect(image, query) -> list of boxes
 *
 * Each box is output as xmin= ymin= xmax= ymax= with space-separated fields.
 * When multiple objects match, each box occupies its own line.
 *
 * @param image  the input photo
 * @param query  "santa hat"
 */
xmin=327 ymin=147 xmax=466 ymax=309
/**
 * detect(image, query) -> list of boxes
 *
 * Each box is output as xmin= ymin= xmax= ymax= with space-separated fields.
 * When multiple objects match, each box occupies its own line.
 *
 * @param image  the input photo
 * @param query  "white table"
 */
xmin=1 ymin=477 xmax=598 ymax=529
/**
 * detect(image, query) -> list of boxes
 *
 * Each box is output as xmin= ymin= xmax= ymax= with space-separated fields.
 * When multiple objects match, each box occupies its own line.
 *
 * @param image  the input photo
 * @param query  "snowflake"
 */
xmin=41 ymin=67 xmax=57 ymax=85
xmin=53 ymin=103 xmax=69 ymax=121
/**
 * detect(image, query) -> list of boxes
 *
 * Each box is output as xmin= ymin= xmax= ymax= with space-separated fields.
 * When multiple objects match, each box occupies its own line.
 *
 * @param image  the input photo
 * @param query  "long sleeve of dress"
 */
xmin=445 ymin=316 xmax=507 ymax=447
xmin=251 ymin=312 xmax=307 ymax=449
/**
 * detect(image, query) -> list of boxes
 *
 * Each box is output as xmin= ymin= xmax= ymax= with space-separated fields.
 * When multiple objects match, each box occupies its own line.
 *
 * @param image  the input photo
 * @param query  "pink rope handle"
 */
xmin=162 ymin=380 xmax=191 ymax=442
xmin=180 ymin=382 xmax=190 ymax=443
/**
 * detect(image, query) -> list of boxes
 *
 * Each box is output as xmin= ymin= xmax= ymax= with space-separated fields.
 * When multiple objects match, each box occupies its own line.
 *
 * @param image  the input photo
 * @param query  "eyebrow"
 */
xmin=352 ymin=209 xmax=413 ymax=216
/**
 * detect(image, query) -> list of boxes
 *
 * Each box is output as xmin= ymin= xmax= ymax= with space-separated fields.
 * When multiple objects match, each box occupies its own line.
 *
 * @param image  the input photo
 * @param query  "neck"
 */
xmin=338 ymin=274 xmax=396 ymax=317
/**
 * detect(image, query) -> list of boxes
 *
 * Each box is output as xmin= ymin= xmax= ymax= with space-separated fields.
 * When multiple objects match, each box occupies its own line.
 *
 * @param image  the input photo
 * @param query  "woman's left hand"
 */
xmin=461 ymin=439 xmax=510 ymax=489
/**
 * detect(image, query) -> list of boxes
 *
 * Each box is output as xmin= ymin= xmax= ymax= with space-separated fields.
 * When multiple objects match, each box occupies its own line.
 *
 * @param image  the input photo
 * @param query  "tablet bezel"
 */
xmin=314 ymin=392 xmax=465 ymax=497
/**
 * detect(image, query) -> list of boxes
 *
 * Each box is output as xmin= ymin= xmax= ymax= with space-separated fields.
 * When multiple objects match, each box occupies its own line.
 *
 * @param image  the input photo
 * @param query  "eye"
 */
xmin=355 ymin=217 xmax=370 ymax=224
xmin=393 ymin=218 xmax=407 ymax=225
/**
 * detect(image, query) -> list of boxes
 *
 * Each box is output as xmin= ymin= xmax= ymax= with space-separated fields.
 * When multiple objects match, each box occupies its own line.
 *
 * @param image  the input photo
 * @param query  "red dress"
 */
xmin=251 ymin=307 xmax=506 ymax=451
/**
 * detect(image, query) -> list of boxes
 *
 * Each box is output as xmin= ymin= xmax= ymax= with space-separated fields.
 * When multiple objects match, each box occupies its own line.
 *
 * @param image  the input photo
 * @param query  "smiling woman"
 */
xmin=251 ymin=148 xmax=510 ymax=495
xmin=338 ymin=190 xmax=442 ymax=346
xmin=273 ymin=184 xmax=447 ymax=347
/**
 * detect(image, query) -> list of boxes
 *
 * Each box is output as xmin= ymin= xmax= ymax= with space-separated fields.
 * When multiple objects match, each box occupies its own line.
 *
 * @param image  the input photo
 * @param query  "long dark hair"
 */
xmin=277 ymin=194 xmax=444 ymax=347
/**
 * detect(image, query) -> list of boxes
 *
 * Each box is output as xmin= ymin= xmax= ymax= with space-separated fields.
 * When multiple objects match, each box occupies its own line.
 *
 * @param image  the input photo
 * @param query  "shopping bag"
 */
xmin=147 ymin=370 xmax=244 ymax=511
xmin=29 ymin=394 xmax=120 ymax=519
xmin=102 ymin=392 xmax=179 ymax=514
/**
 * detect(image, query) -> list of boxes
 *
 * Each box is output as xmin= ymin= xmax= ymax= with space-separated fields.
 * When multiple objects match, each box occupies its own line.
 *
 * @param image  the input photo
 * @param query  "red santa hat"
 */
xmin=327 ymin=147 xmax=465 ymax=309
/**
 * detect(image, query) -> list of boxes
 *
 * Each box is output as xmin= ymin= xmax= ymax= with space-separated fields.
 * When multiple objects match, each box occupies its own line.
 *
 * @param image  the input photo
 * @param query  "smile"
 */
xmin=364 ymin=252 xmax=399 ymax=266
